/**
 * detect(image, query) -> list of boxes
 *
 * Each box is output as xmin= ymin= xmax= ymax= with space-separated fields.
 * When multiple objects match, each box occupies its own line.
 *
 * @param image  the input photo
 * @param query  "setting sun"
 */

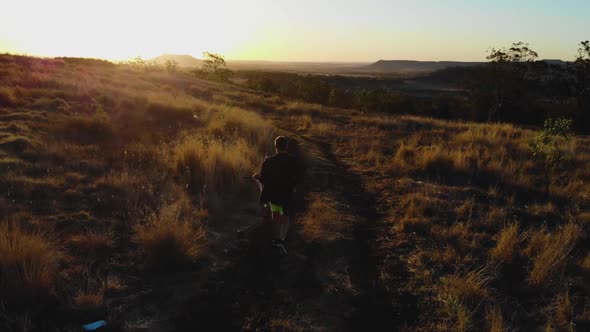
xmin=0 ymin=0 xmax=269 ymax=60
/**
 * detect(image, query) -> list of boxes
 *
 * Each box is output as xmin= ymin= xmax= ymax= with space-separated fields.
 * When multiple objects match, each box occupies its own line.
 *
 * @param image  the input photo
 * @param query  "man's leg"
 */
xmin=261 ymin=204 xmax=272 ymax=224
xmin=268 ymin=205 xmax=282 ymax=241
xmin=279 ymin=215 xmax=290 ymax=241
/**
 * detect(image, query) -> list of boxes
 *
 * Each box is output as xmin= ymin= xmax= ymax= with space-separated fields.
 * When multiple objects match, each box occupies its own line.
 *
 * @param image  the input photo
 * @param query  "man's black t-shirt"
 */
xmin=259 ymin=153 xmax=298 ymax=207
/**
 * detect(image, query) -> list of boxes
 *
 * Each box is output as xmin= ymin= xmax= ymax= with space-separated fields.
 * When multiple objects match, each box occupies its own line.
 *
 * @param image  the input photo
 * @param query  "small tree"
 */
xmin=575 ymin=41 xmax=590 ymax=64
xmin=487 ymin=42 xmax=539 ymax=63
xmin=194 ymin=52 xmax=233 ymax=82
xmin=128 ymin=56 xmax=146 ymax=68
xmin=165 ymin=59 xmax=178 ymax=74
xmin=574 ymin=41 xmax=590 ymax=133
xmin=127 ymin=56 xmax=162 ymax=72
xmin=529 ymin=118 xmax=573 ymax=198
xmin=484 ymin=42 xmax=539 ymax=121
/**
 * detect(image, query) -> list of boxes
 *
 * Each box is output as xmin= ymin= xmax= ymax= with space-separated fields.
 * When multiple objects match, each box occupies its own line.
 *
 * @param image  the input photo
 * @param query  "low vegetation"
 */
xmin=0 ymin=54 xmax=271 ymax=330
xmin=133 ymin=200 xmax=206 ymax=268
xmin=288 ymin=107 xmax=590 ymax=329
xmin=0 ymin=221 xmax=62 ymax=303
xmin=1 ymin=52 xmax=589 ymax=330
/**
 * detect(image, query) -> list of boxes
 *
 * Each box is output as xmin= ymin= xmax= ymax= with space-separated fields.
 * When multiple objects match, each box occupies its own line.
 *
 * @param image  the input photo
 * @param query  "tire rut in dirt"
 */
xmin=175 ymin=224 xmax=281 ymax=331
xmin=313 ymin=139 xmax=416 ymax=330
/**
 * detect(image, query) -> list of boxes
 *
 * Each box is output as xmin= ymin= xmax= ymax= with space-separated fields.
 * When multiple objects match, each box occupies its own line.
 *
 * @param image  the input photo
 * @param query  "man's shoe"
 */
xmin=274 ymin=240 xmax=288 ymax=256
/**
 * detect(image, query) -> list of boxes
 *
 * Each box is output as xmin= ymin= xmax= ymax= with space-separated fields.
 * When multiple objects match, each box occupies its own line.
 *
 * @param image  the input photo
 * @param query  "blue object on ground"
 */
xmin=82 ymin=320 xmax=107 ymax=331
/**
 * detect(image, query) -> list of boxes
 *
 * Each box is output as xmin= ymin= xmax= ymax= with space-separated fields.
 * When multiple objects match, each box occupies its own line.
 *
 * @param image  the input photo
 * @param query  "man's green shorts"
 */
xmin=264 ymin=202 xmax=284 ymax=216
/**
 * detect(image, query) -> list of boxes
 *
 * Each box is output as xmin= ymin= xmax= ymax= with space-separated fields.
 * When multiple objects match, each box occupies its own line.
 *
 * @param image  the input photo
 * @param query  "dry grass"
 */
xmin=106 ymin=276 xmax=128 ymax=293
xmin=442 ymin=268 xmax=491 ymax=304
xmin=310 ymin=122 xmax=334 ymax=137
xmin=133 ymin=201 xmax=206 ymax=268
xmin=0 ymin=86 xmax=17 ymax=106
xmin=527 ymin=223 xmax=581 ymax=287
xmin=268 ymin=318 xmax=306 ymax=332
xmin=527 ymin=202 xmax=559 ymax=220
xmin=206 ymin=105 xmax=275 ymax=152
xmin=171 ymin=136 xmax=257 ymax=195
xmin=293 ymin=99 xmax=590 ymax=329
xmin=552 ymin=290 xmax=574 ymax=330
xmin=490 ymin=223 xmax=520 ymax=263
xmin=0 ymin=222 xmax=62 ymax=301
xmin=68 ymin=231 xmax=113 ymax=258
xmin=2 ymin=53 xmax=590 ymax=331
xmin=579 ymin=254 xmax=590 ymax=273
xmin=73 ymin=291 xmax=104 ymax=310
xmin=382 ymin=122 xmax=536 ymax=189
xmin=397 ymin=193 xmax=434 ymax=234
xmin=485 ymin=207 xmax=508 ymax=228
xmin=58 ymin=113 xmax=115 ymax=145
xmin=486 ymin=306 xmax=507 ymax=332
xmin=300 ymin=193 xmax=355 ymax=242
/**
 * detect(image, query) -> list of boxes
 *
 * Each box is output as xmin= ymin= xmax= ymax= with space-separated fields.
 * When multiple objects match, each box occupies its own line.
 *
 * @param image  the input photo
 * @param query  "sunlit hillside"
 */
xmin=1 ymin=53 xmax=590 ymax=332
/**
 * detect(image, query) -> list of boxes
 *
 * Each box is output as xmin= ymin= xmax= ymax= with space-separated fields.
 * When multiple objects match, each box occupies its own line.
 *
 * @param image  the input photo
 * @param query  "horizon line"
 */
xmin=0 ymin=51 xmax=572 ymax=64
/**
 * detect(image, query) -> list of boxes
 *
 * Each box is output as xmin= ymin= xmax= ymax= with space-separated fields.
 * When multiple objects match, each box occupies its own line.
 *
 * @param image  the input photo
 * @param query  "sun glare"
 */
xmin=0 ymin=0 xmax=267 ymax=61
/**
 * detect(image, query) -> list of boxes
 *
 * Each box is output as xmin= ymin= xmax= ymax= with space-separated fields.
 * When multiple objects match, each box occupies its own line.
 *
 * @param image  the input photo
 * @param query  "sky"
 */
xmin=0 ymin=0 xmax=588 ymax=62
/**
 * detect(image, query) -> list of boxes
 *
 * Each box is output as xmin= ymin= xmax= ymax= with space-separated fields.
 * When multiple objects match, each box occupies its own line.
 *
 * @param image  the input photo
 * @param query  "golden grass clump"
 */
xmin=552 ymin=290 xmax=574 ymax=330
xmin=416 ymin=145 xmax=454 ymax=178
xmin=455 ymin=198 xmax=475 ymax=222
xmin=453 ymin=124 xmax=520 ymax=147
xmin=579 ymin=254 xmax=590 ymax=273
xmin=527 ymin=202 xmax=558 ymax=218
xmin=310 ymin=122 xmax=334 ymax=137
xmin=281 ymin=101 xmax=323 ymax=116
xmin=298 ymin=114 xmax=313 ymax=130
xmin=527 ymin=223 xmax=580 ymax=287
xmin=485 ymin=306 xmax=507 ymax=332
xmin=397 ymin=193 xmax=433 ymax=234
xmin=133 ymin=201 xmax=206 ymax=268
xmin=442 ymin=268 xmax=491 ymax=304
xmin=0 ymin=86 xmax=17 ymax=106
xmin=390 ymin=142 xmax=416 ymax=171
xmin=68 ymin=231 xmax=113 ymax=258
xmin=490 ymin=223 xmax=520 ymax=263
xmin=0 ymin=222 xmax=62 ymax=300
xmin=484 ymin=206 xmax=507 ymax=228
xmin=172 ymin=136 xmax=257 ymax=195
xmin=439 ymin=223 xmax=472 ymax=258
xmin=206 ymin=106 xmax=275 ymax=152
xmin=59 ymin=113 xmax=115 ymax=145
xmin=74 ymin=291 xmax=104 ymax=310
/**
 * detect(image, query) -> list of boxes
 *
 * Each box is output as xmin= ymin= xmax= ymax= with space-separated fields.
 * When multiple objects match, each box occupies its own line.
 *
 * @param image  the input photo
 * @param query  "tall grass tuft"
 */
xmin=0 ymin=86 xmax=17 ymax=106
xmin=206 ymin=106 xmax=275 ymax=152
xmin=527 ymin=223 xmax=580 ymax=287
xmin=133 ymin=201 xmax=206 ymax=269
xmin=59 ymin=113 xmax=115 ymax=145
xmin=172 ymin=136 xmax=257 ymax=195
xmin=0 ymin=222 xmax=62 ymax=302
xmin=490 ymin=223 xmax=520 ymax=263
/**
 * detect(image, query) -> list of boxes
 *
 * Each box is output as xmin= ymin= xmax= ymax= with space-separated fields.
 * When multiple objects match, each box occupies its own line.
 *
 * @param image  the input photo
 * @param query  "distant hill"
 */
xmin=541 ymin=59 xmax=568 ymax=66
xmin=361 ymin=59 xmax=570 ymax=74
xmin=150 ymin=54 xmax=369 ymax=73
xmin=150 ymin=54 xmax=568 ymax=75
xmin=151 ymin=54 xmax=202 ymax=68
xmin=362 ymin=60 xmax=483 ymax=73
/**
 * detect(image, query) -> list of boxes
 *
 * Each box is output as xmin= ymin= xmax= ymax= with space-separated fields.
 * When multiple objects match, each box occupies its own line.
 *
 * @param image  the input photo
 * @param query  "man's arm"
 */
xmin=258 ymin=158 xmax=269 ymax=184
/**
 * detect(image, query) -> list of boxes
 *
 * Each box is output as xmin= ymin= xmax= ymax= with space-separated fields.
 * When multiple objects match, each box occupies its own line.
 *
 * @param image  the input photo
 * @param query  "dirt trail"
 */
xmin=313 ymin=138 xmax=399 ymax=330
xmin=167 ymin=117 xmax=416 ymax=330
xmin=0 ymin=105 xmax=414 ymax=330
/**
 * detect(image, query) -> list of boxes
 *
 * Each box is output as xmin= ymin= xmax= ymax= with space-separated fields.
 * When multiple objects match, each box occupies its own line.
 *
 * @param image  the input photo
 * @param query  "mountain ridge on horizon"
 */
xmin=151 ymin=54 xmax=569 ymax=73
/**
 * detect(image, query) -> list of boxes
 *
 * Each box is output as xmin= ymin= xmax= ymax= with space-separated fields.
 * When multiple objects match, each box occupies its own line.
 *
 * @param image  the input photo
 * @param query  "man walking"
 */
xmin=252 ymin=136 xmax=299 ymax=255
